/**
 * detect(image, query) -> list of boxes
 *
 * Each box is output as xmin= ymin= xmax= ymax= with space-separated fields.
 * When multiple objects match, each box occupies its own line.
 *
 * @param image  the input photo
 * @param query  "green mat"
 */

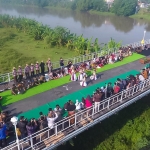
xmin=1 ymin=53 xmax=144 ymax=106
xmin=18 ymin=70 xmax=139 ymax=120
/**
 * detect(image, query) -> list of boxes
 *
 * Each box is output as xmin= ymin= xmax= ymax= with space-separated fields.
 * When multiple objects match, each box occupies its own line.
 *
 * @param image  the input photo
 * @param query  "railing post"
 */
xmin=74 ymin=113 xmax=77 ymax=126
xmin=30 ymin=135 xmax=33 ymax=149
xmin=55 ymin=124 xmax=58 ymax=136
xmin=8 ymin=73 xmax=10 ymax=82
xmin=107 ymin=99 xmax=110 ymax=109
xmin=120 ymin=91 xmax=124 ymax=102
xmin=92 ymin=105 xmax=94 ymax=118
xmin=73 ymin=58 xmax=75 ymax=64
xmin=141 ymin=81 xmax=145 ymax=91
xmin=83 ymin=55 xmax=85 ymax=62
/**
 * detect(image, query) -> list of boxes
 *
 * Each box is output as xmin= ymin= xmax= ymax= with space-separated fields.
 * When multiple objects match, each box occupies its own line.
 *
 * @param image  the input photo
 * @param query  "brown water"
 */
xmin=0 ymin=5 xmax=150 ymax=44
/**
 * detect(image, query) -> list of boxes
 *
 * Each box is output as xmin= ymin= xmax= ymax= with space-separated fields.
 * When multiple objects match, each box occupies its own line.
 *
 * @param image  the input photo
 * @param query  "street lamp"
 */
xmin=11 ymin=116 xmax=20 ymax=150
xmin=141 ymin=30 xmax=146 ymax=45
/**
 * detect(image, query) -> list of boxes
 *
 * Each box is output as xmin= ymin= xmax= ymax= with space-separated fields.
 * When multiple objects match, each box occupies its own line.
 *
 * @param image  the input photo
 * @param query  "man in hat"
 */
xmin=40 ymin=61 xmax=45 ymax=75
xmin=12 ymin=67 xmax=17 ymax=84
xmin=17 ymin=66 xmax=23 ymax=82
xmin=24 ymin=64 xmax=30 ymax=79
xmin=35 ymin=61 xmax=40 ymax=75
xmin=46 ymin=58 xmax=52 ymax=73
xmin=30 ymin=63 xmax=35 ymax=77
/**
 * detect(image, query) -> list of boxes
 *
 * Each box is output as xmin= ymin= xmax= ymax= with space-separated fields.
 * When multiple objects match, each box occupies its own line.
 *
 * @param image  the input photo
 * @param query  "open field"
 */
xmin=0 ymin=27 xmax=78 ymax=73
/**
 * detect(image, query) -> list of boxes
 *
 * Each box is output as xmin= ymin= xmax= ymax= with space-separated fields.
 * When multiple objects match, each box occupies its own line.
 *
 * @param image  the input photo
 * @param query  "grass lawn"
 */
xmin=1 ymin=53 xmax=144 ymax=106
xmin=0 ymin=27 xmax=78 ymax=73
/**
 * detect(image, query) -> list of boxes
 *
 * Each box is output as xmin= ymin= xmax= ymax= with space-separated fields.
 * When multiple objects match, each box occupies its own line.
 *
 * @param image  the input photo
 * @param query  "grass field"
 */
xmin=0 ymin=28 xmax=78 ymax=73
xmin=1 ymin=53 xmax=144 ymax=106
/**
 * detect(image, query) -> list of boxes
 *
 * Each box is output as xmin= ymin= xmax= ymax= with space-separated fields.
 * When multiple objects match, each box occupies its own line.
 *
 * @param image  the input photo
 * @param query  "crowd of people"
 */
xmin=0 ymin=45 xmax=144 ymax=148
xmin=0 ymin=66 xmax=149 ymax=148
xmin=10 ymin=47 xmax=134 ymax=95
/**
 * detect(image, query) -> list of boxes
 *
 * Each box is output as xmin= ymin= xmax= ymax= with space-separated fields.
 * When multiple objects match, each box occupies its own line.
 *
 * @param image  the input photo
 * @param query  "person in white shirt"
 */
xmin=54 ymin=105 xmax=62 ymax=112
xmin=75 ymin=100 xmax=81 ymax=110
xmin=139 ymin=74 xmax=145 ymax=82
xmin=47 ymin=112 xmax=58 ymax=129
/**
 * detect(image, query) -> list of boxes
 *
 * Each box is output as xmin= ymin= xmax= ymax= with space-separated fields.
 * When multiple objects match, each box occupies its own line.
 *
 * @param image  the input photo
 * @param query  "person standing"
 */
xmin=60 ymin=57 xmax=64 ymax=70
xmin=93 ymin=91 xmax=102 ymax=113
xmin=12 ymin=67 xmax=17 ymax=84
xmin=40 ymin=61 xmax=45 ymax=75
xmin=30 ymin=63 xmax=35 ymax=77
xmin=47 ymin=58 xmax=52 ymax=73
xmin=35 ymin=62 xmax=40 ymax=75
xmin=0 ymin=122 xmax=7 ymax=148
xmin=80 ymin=75 xmax=87 ymax=87
xmin=17 ymin=116 xmax=28 ymax=139
xmin=24 ymin=64 xmax=30 ymax=79
xmin=18 ymin=66 xmax=23 ymax=82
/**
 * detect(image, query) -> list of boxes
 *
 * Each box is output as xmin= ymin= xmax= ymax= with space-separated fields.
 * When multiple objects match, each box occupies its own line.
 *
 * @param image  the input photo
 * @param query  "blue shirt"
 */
xmin=0 ymin=125 xmax=7 ymax=139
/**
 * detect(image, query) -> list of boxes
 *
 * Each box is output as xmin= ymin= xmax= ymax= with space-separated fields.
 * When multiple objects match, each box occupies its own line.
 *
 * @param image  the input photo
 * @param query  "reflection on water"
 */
xmin=0 ymin=5 xmax=150 ymax=44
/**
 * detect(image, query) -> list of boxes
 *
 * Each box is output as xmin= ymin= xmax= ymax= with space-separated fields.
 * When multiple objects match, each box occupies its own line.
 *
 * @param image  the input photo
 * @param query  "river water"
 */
xmin=0 ymin=5 xmax=150 ymax=44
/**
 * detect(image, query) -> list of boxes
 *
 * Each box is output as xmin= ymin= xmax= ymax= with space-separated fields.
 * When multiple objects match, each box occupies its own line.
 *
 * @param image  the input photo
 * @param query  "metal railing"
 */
xmin=3 ymin=78 xmax=150 ymax=150
xmin=0 ymin=39 xmax=150 ymax=84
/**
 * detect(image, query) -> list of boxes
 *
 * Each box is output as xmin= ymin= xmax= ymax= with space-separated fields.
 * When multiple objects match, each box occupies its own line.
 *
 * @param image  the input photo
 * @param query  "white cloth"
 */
xmin=64 ymin=67 xmax=68 ymax=75
xmin=80 ymin=81 xmax=87 ymax=87
xmin=139 ymin=75 xmax=145 ymax=82
xmin=71 ymin=73 xmax=77 ymax=81
xmin=75 ymin=100 xmax=81 ymax=110
xmin=45 ymin=74 xmax=50 ymax=81
xmin=78 ymin=73 xmax=83 ymax=81
xmin=109 ymin=58 xmax=113 ymax=64
xmin=47 ymin=113 xmax=58 ymax=129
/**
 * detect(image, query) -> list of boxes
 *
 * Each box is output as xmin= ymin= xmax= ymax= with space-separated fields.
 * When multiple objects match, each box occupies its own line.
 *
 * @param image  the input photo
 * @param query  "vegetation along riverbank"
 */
xmin=0 ymin=14 xmax=121 ymax=73
xmin=0 ymin=0 xmax=139 ymax=17
xmin=131 ymin=8 xmax=150 ymax=22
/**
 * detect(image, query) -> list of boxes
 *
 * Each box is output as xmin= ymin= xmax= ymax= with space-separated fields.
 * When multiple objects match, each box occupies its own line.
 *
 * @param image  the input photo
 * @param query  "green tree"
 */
xmin=111 ymin=0 xmax=138 ymax=16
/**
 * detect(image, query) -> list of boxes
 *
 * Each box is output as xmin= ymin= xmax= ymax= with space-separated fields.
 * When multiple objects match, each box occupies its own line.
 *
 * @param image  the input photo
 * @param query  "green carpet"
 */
xmin=17 ymin=70 xmax=139 ymax=120
xmin=1 ymin=53 xmax=144 ymax=106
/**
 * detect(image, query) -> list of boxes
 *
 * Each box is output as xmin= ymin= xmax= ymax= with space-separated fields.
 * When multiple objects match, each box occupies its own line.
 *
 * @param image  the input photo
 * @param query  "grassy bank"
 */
xmin=57 ymin=95 xmax=150 ymax=150
xmin=0 ymin=28 xmax=77 ymax=73
xmin=130 ymin=9 xmax=150 ymax=22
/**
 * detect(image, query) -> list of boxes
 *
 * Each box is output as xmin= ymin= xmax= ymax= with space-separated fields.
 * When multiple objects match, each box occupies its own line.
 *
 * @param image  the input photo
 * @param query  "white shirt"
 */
xmin=139 ymin=75 xmax=145 ymax=82
xmin=75 ymin=102 xmax=81 ymax=110
xmin=47 ymin=113 xmax=58 ymax=129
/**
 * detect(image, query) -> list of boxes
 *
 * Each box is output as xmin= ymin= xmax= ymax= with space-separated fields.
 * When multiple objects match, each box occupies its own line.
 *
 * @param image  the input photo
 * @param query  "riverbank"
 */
xmin=0 ymin=27 xmax=77 ymax=73
xmin=130 ymin=9 xmax=150 ymax=22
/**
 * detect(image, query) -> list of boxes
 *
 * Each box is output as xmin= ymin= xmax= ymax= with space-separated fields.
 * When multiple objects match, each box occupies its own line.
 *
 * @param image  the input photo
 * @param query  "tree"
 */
xmin=111 ymin=0 xmax=138 ymax=16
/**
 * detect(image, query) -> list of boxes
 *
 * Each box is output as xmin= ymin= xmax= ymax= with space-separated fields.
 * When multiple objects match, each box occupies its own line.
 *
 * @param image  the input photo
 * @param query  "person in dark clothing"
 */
xmin=60 ymin=57 xmax=64 ymax=70
xmin=40 ymin=61 xmax=45 ymax=75
xmin=67 ymin=101 xmax=76 ymax=111
xmin=67 ymin=101 xmax=76 ymax=124
xmin=17 ymin=116 xmax=28 ymax=139
xmin=107 ymin=83 xmax=113 ymax=97
xmin=38 ymin=116 xmax=47 ymax=130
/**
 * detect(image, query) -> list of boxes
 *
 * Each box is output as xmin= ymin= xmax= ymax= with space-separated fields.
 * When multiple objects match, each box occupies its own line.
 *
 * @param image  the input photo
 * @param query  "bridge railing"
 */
xmin=0 ymin=39 xmax=150 ymax=84
xmin=3 ymin=78 xmax=150 ymax=150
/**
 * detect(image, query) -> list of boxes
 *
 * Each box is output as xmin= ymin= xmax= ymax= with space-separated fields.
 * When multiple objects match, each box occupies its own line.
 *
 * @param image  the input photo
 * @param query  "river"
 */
xmin=0 ymin=5 xmax=150 ymax=44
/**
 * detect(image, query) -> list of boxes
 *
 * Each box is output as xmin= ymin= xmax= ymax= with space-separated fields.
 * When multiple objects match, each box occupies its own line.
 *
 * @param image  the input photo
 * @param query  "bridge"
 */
xmin=2 ymin=78 xmax=150 ymax=150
